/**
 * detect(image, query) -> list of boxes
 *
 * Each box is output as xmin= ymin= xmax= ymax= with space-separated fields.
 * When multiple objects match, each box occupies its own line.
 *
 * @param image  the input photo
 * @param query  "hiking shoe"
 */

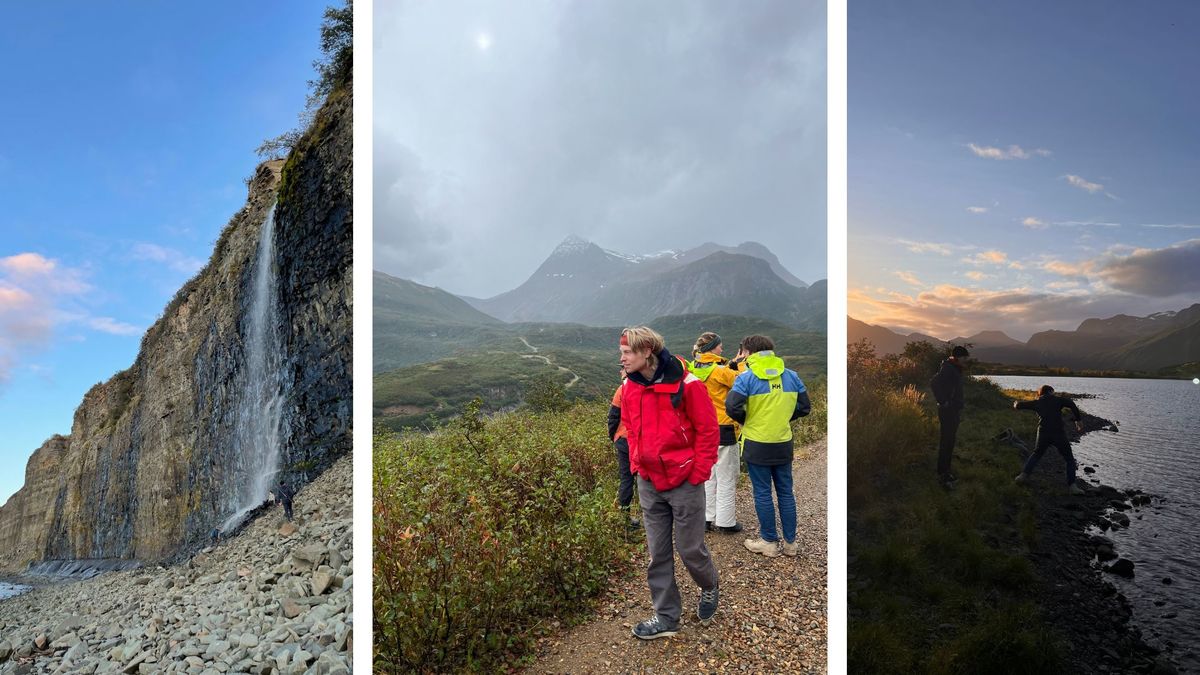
xmin=698 ymin=585 xmax=719 ymax=624
xmin=1069 ymin=484 xmax=1086 ymax=496
xmin=631 ymin=616 xmax=678 ymax=640
xmin=781 ymin=539 xmax=799 ymax=557
xmin=744 ymin=537 xmax=781 ymax=557
xmin=626 ymin=518 xmax=642 ymax=532
xmin=705 ymin=520 xmax=714 ymax=532
xmin=715 ymin=522 xmax=743 ymax=534
xmin=1014 ymin=472 xmax=1029 ymax=484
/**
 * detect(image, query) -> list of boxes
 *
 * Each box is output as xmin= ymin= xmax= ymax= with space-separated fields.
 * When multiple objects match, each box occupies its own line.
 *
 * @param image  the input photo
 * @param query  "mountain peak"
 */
xmin=551 ymin=235 xmax=593 ymax=256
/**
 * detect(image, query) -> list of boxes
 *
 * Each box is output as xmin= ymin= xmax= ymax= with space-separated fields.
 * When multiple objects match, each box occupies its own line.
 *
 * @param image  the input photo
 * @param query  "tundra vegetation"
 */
xmin=374 ymin=376 xmax=825 ymax=672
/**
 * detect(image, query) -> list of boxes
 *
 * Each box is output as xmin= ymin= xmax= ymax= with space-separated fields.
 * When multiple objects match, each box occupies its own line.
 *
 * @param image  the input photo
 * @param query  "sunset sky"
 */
xmin=849 ymin=2 xmax=1200 ymax=340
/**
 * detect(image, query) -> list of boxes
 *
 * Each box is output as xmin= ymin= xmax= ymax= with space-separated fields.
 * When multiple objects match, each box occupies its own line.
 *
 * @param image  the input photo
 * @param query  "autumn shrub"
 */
xmin=373 ymin=399 xmax=631 ymax=672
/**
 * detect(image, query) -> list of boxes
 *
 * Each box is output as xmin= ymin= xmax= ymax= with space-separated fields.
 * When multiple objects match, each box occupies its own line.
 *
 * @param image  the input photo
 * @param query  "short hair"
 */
xmin=951 ymin=345 xmax=969 ymax=358
xmin=622 ymin=326 xmax=664 ymax=370
xmin=740 ymin=335 xmax=775 ymax=353
xmin=692 ymin=331 xmax=721 ymax=356
xmin=1037 ymin=384 xmax=1055 ymax=396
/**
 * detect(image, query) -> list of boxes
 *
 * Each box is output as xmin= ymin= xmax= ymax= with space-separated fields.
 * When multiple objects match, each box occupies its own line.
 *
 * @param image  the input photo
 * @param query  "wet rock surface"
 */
xmin=0 ymin=455 xmax=352 ymax=675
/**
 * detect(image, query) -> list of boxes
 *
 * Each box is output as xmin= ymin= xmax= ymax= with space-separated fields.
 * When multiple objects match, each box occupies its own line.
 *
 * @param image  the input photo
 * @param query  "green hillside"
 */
xmin=374 ymin=314 xmax=826 ymax=431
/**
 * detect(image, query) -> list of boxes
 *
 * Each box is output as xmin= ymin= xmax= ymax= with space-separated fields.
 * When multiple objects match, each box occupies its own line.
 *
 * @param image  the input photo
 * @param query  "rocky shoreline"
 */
xmin=1012 ymin=421 xmax=1177 ymax=673
xmin=0 ymin=455 xmax=352 ymax=675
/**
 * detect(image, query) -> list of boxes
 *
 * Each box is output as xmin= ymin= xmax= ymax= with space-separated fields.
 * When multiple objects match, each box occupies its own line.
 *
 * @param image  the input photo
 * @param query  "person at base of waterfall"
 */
xmin=276 ymin=480 xmax=295 ymax=521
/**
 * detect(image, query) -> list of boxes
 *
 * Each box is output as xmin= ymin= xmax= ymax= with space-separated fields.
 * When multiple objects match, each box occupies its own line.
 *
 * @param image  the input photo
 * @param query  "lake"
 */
xmin=985 ymin=375 xmax=1200 ymax=670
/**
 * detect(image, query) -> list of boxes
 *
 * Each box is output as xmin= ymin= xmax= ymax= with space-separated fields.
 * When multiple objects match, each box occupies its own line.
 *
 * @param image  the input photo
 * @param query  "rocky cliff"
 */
xmin=0 ymin=84 xmax=352 ymax=572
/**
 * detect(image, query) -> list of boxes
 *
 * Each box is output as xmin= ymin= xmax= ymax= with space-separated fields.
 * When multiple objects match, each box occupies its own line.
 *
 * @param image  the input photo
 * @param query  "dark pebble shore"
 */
xmin=1017 ymin=413 xmax=1179 ymax=674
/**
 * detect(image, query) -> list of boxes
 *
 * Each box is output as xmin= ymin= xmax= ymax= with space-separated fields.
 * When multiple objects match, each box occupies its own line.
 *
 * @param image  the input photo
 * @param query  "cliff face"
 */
xmin=0 ymin=84 xmax=352 ymax=572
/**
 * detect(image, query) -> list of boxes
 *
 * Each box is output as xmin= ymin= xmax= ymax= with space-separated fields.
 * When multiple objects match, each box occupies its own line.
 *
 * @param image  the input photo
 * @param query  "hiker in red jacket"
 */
xmin=619 ymin=326 xmax=720 ymax=639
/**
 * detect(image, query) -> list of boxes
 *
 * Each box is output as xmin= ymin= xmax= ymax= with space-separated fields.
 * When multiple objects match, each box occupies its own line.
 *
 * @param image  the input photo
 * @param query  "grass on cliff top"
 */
xmin=847 ymin=341 xmax=1068 ymax=674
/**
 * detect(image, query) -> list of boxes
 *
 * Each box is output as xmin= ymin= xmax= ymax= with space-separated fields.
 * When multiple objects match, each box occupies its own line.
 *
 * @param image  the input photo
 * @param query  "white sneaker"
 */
xmin=781 ymin=540 xmax=799 ymax=557
xmin=743 ymin=537 xmax=781 ymax=558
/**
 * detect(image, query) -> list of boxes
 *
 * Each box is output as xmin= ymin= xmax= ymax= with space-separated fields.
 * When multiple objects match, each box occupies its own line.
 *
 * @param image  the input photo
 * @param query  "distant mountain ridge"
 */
xmin=849 ymin=304 xmax=1200 ymax=371
xmin=460 ymin=236 xmax=824 ymax=330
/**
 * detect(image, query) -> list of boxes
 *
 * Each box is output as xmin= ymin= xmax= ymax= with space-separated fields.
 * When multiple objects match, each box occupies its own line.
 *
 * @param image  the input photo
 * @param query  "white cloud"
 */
xmin=892 ymin=238 xmax=955 ymax=256
xmin=966 ymin=206 xmax=988 ymax=214
xmin=1063 ymin=174 xmax=1104 ymax=194
xmin=1 ymin=252 xmax=137 ymax=390
xmin=894 ymin=271 xmax=923 ymax=286
xmin=131 ymin=243 xmax=205 ymax=275
xmin=1023 ymin=217 xmax=1045 ymax=228
xmin=88 ymin=317 xmax=141 ymax=336
xmin=963 ymin=250 xmax=1009 ymax=266
xmin=967 ymin=143 xmax=1051 ymax=160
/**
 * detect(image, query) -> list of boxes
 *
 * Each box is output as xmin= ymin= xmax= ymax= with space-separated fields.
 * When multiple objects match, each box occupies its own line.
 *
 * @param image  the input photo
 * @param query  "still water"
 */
xmin=986 ymin=375 xmax=1200 ymax=670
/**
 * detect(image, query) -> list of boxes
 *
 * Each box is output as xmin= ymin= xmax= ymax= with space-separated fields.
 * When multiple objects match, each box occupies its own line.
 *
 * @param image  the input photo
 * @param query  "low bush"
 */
xmin=373 ymin=400 xmax=632 ymax=672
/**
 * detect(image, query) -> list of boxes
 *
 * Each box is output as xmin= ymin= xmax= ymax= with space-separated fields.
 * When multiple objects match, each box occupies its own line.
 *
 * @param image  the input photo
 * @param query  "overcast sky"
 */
xmin=375 ymin=0 xmax=826 ymax=298
xmin=849 ymin=1 xmax=1200 ymax=341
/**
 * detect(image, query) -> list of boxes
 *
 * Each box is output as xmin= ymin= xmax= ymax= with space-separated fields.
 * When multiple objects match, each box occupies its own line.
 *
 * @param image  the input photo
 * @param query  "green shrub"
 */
xmin=373 ymin=400 xmax=632 ymax=672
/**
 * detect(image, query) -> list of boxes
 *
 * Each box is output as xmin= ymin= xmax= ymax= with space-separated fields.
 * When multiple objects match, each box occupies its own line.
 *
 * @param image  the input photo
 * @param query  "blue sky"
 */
xmin=849 ymin=2 xmax=1200 ymax=340
xmin=0 ymin=3 xmax=329 ymax=504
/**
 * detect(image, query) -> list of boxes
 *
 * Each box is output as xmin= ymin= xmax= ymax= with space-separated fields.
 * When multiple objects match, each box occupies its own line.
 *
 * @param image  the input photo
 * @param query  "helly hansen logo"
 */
xmin=770 ymin=381 xmax=782 ymax=391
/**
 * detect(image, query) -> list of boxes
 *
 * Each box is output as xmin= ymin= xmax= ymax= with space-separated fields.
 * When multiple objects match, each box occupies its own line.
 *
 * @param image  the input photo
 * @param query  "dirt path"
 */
xmin=528 ymin=440 xmax=828 ymax=674
xmin=520 ymin=337 xmax=582 ymax=388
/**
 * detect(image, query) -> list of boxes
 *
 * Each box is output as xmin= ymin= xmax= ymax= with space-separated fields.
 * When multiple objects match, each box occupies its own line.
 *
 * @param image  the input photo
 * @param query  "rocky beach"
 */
xmin=0 ymin=455 xmax=352 ymax=675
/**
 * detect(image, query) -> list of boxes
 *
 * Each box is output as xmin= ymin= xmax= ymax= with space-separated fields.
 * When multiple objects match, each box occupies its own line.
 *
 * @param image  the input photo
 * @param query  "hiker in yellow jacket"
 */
xmin=689 ymin=332 xmax=744 ymax=534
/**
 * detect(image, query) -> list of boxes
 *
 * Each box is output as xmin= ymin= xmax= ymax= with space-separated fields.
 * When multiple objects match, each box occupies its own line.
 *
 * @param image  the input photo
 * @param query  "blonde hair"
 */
xmin=692 ymin=331 xmax=720 ymax=356
xmin=622 ymin=326 xmax=664 ymax=370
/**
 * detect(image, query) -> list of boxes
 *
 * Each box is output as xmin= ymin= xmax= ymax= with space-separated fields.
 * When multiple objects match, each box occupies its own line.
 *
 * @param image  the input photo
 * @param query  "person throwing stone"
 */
xmin=619 ymin=326 xmax=720 ymax=639
xmin=1013 ymin=384 xmax=1085 ymax=495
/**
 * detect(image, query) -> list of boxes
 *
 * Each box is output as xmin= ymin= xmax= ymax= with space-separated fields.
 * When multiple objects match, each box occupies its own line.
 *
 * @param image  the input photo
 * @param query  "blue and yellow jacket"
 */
xmin=725 ymin=351 xmax=810 ymax=466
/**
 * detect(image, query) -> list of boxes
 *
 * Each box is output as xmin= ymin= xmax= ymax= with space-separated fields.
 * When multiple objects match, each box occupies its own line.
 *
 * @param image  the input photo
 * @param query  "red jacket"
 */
xmin=620 ymin=350 xmax=719 ymax=491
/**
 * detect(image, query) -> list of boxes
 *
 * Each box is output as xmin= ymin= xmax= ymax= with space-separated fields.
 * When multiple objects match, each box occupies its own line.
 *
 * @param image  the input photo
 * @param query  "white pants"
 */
xmin=704 ymin=443 xmax=740 ymax=527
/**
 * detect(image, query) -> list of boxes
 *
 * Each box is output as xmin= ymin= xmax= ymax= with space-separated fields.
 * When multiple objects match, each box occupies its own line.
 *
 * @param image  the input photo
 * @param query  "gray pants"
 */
xmin=638 ymin=476 xmax=719 ymax=625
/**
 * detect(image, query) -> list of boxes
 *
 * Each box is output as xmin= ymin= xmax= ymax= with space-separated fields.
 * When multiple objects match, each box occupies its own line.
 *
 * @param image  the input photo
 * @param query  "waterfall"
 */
xmin=221 ymin=204 xmax=285 ymax=533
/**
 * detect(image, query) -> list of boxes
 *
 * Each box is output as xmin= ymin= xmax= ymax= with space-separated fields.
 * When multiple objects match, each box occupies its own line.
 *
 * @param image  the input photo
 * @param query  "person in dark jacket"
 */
xmin=930 ymin=345 xmax=969 ymax=488
xmin=1013 ymin=385 xmax=1085 ymax=494
xmin=276 ymin=481 xmax=294 ymax=521
xmin=607 ymin=369 xmax=640 ymax=531
xmin=725 ymin=335 xmax=811 ymax=558
xmin=619 ymin=326 xmax=720 ymax=639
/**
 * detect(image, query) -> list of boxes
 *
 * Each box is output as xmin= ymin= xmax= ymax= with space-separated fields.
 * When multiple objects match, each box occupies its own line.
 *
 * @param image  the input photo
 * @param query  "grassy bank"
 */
xmin=848 ymin=342 xmax=1074 ymax=673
